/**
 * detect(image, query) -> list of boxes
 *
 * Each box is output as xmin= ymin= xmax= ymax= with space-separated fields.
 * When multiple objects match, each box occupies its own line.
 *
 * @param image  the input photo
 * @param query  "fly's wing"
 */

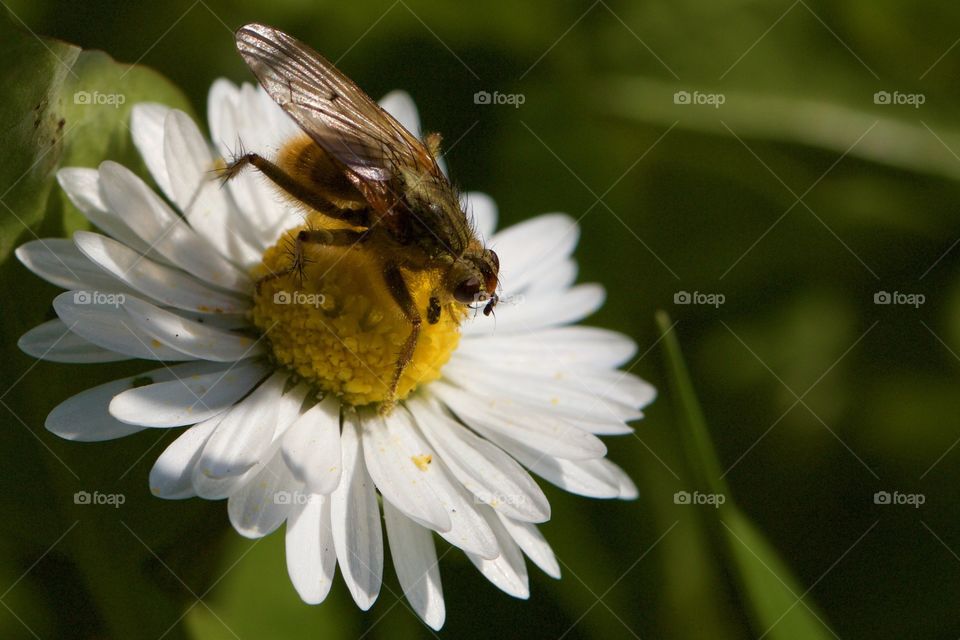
xmin=235 ymin=23 xmax=443 ymax=210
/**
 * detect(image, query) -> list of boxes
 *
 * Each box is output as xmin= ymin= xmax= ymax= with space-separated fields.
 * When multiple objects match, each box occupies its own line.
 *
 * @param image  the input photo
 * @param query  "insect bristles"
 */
xmin=213 ymin=138 xmax=251 ymax=186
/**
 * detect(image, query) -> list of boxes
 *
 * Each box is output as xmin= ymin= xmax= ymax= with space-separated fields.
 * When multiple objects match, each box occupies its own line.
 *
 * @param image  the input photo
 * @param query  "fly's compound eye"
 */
xmin=453 ymin=276 xmax=485 ymax=304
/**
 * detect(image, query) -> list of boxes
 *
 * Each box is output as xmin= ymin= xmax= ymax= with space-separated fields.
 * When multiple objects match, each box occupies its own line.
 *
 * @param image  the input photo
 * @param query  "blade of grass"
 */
xmin=657 ymin=311 xmax=835 ymax=640
xmin=605 ymin=77 xmax=960 ymax=182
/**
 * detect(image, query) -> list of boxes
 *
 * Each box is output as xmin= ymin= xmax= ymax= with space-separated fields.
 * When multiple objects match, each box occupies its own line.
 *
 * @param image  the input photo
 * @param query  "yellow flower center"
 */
xmin=250 ymin=220 xmax=465 ymax=407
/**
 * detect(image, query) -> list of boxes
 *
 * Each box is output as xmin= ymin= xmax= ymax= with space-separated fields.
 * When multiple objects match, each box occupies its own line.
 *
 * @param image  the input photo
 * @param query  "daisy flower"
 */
xmin=16 ymin=79 xmax=655 ymax=629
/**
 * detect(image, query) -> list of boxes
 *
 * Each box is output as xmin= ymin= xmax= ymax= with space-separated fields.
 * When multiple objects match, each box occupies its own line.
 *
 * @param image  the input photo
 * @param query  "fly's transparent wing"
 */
xmin=236 ymin=23 xmax=439 ymax=186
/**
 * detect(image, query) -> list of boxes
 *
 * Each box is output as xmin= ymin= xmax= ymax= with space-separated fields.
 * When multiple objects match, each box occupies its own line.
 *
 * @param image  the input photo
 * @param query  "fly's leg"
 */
xmin=218 ymin=152 xmax=368 ymax=227
xmin=380 ymin=262 xmax=421 ymax=415
xmin=255 ymin=228 xmax=368 ymax=292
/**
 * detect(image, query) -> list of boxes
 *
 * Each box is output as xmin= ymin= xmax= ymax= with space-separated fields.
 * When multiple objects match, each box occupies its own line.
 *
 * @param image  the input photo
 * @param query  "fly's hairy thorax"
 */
xmin=277 ymin=136 xmax=472 ymax=265
xmin=396 ymin=166 xmax=471 ymax=259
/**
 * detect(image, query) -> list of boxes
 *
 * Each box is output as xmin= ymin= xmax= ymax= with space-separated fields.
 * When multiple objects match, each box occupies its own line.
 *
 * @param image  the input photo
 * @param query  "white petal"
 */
xmin=226 ymin=173 xmax=289 ymax=251
xmin=383 ymin=499 xmax=445 ymax=630
xmin=192 ymin=382 xmax=307 ymax=500
xmin=524 ymin=257 xmax=577 ymax=296
xmin=52 ymin=291 xmax=192 ymax=361
xmin=443 ymin=360 xmax=637 ymax=436
xmin=362 ymin=409 xmax=499 ymax=558
xmin=16 ymin=239 xmax=130 ymax=293
xmin=208 ymin=80 xmax=280 ymax=250
xmin=359 ymin=410 xmax=451 ymax=533
xmin=109 ymin=360 xmax=268 ymax=427
xmin=442 ymin=358 xmax=641 ymax=425
xmin=409 ymin=396 xmax=549 ymax=523
xmin=282 ymin=395 xmax=342 ymax=495
xmin=45 ymin=361 xmax=225 ymax=442
xmin=47 ymin=387 xmax=144 ymax=442
xmin=230 ymin=84 xmax=301 ymax=231
xmin=466 ymin=507 xmax=529 ymax=599
xmin=122 ymin=296 xmax=263 ymax=362
xmin=163 ymin=109 xmax=214 ymax=212
xmin=207 ymin=78 xmax=240 ymax=155
xmin=285 ymin=493 xmax=337 ymax=604
xmin=432 ymin=382 xmax=607 ymax=461
xmin=448 ymin=362 xmax=652 ymax=427
xmin=496 ymin=514 xmax=561 ymax=579
xmin=19 ymin=319 xmax=131 ymax=363
xmin=163 ymin=110 xmax=261 ymax=266
xmin=199 ymin=372 xmax=288 ymax=479
xmin=272 ymin=382 xmax=312 ymax=440
xmin=227 ymin=451 xmax=297 ymax=538
xmin=485 ymin=439 xmax=621 ymax=499
xmin=131 ymin=103 xmax=174 ymax=198
xmin=589 ymin=369 xmax=657 ymax=411
xmin=557 ymin=417 xmax=634 ymax=436
xmin=149 ymin=416 xmax=221 ymax=499
xmin=432 ymin=470 xmax=501 ymax=560
xmin=57 ymin=168 xmax=154 ymax=254
xmin=98 ymin=161 xmax=250 ymax=292
xmin=462 ymin=284 xmax=605 ymax=335
xmin=171 ymin=309 xmax=249 ymax=333
xmin=534 ymin=368 xmax=655 ymax=413
xmin=331 ymin=413 xmax=383 ymax=610
xmin=57 ymin=167 xmax=108 ymax=212
xmin=457 ymin=326 xmax=636 ymax=371
xmin=599 ymin=459 xmax=639 ymax=500
xmin=74 ymin=231 xmax=249 ymax=314
xmin=490 ymin=214 xmax=579 ymax=293
xmin=192 ymin=463 xmax=246 ymax=501
xmin=461 ymin=192 xmax=497 ymax=241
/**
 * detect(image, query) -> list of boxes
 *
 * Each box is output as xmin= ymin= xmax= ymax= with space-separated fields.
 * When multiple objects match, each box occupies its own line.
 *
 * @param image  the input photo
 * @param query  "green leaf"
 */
xmin=0 ymin=11 xmax=193 ymax=258
xmin=0 ymin=12 xmax=78 ymax=258
xmin=55 ymin=50 xmax=195 ymax=234
xmin=0 ymin=10 xmax=205 ymax=639
xmin=657 ymin=311 xmax=835 ymax=640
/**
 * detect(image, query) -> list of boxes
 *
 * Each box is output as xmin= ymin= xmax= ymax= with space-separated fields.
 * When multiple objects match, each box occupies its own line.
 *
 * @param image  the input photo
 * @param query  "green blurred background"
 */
xmin=1 ymin=0 xmax=959 ymax=638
